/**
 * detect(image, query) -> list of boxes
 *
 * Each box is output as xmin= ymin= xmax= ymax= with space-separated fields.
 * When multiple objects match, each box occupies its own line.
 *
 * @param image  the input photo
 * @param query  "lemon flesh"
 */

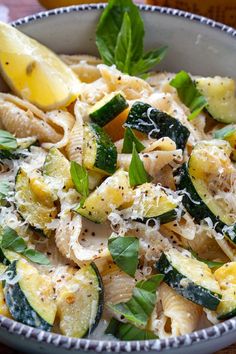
xmin=0 ymin=22 xmax=80 ymax=110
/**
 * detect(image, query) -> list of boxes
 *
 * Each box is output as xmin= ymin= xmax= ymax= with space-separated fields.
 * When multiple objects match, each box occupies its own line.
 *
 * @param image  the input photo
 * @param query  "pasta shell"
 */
xmin=117 ymin=150 xmax=183 ymax=178
xmin=42 ymin=110 xmax=75 ymax=150
xmin=98 ymin=64 xmax=153 ymax=100
xmin=65 ymin=100 xmax=87 ymax=163
xmin=157 ymin=283 xmax=202 ymax=337
xmin=60 ymin=55 xmax=102 ymax=84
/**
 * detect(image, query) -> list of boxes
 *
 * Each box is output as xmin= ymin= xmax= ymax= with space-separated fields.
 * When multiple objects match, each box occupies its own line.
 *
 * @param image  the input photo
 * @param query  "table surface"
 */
xmin=0 ymin=0 xmax=235 ymax=353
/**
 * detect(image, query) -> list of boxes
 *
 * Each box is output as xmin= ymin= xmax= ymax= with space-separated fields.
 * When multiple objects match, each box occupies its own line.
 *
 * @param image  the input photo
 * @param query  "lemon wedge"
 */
xmin=0 ymin=22 xmax=80 ymax=110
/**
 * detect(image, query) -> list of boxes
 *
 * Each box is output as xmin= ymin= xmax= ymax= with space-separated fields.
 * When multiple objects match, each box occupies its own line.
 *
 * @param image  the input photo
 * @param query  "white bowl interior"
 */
xmin=15 ymin=6 xmax=236 ymax=78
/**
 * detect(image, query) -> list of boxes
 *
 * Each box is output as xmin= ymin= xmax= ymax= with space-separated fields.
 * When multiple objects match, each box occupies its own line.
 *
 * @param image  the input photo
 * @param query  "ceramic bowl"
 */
xmin=0 ymin=4 xmax=236 ymax=354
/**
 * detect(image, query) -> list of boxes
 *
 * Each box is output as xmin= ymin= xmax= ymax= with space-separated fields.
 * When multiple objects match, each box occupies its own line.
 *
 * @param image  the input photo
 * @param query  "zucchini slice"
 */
xmin=83 ymin=123 xmax=117 ymax=175
xmin=57 ymin=263 xmax=103 ymax=338
xmin=43 ymin=147 xmax=74 ymax=190
xmin=0 ymin=136 xmax=38 ymax=160
xmin=214 ymin=262 xmax=236 ymax=320
xmin=214 ymin=125 xmax=236 ymax=161
xmin=4 ymin=259 xmax=56 ymax=330
xmin=196 ymin=77 xmax=236 ymax=123
xmin=0 ymin=263 xmax=10 ymax=317
xmin=129 ymin=183 xmax=180 ymax=224
xmin=89 ymin=93 xmax=128 ymax=127
xmin=15 ymin=168 xmax=57 ymax=237
xmin=16 ymin=136 xmax=38 ymax=150
xmin=75 ymin=169 xmax=131 ymax=223
xmin=156 ymin=248 xmax=221 ymax=310
xmin=124 ymin=101 xmax=190 ymax=150
xmin=177 ymin=140 xmax=236 ymax=244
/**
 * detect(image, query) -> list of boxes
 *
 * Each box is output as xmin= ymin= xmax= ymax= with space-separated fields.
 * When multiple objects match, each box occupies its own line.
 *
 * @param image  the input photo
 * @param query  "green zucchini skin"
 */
xmin=124 ymin=102 xmax=190 ymax=150
xmin=156 ymin=253 xmax=221 ymax=310
xmin=136 ymin=208 xmax=179 ymax=225
xmin=4 ymin=261 xmax=52 ymax=331
xmin=90 ymin=93 xmax=128 ymax=127
xmin=217 ymin=308 xmax=236 ymax=321
xmin=91 ymin=123 xmax=117 ymax=175
xmin=88 ymin=262 xmax=104 ymax=335
xmin=176 ymin=163 xmax=236 ymax=243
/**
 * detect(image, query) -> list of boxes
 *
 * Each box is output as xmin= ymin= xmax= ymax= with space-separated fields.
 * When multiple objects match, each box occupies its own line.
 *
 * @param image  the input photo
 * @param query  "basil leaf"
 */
xmin=214 ymin=125 xmax=236 ymax=140
xmin=105 ymin=318 xmax=158 ymax=340
xmin=131 ymin=46 xmax=168 ymax=76
xmin=122 ymin=128 xmax=145 ymax=153
xmin=1 ymin=227 xmax=27 ymax=253
xmin=23 ymin=249 xmax=50 ymax=265
xmin=191 ymin=251 xmax=224 ymax=269
xmin=114 ymin=12 xmax=132 ymax=73
xmin=70 ymin=161 xmax=89 ymax=201
xmin=0 ymin=130 xmax=17 ymax=150
xmin=108 ymin=235 xmax=139 ymax=277
xmin=109 ymin=274 xmax=164 ymax=326
xmin=96 ymin=0 xmax=144 ymax=66
xmin=129 ymin=144 xmax=151 ymax=187
xmin=170 ymin=71 xmax=207 ymax=121
xmin=0 ymin=180 xmax=9 ymax=200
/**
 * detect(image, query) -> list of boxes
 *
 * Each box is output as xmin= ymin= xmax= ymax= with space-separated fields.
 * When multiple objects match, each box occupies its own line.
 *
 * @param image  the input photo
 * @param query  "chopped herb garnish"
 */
xmin=108 ymin=235 xmax=139 ymax=277
xmin=70 ymin=161 xmax=89 ymax=204
xmin=1 ymin=227 xmax=50 ymax=265
xmin=109 ymin=274 xmax=164 ymax=326
xmin=106 ymin=318 xmax=158 ymax=340
xmin=129 ymin=143 xmax=151 ymax=187
xmin=170 ymin=70 xmax=207 ymax=121
xmin=0 ymin=129 xmax=17 ymax=150
xmin=122 ymin=127 xmax=145 ymax=153
xmin=96 ymin=0 xmax=167 ymax=76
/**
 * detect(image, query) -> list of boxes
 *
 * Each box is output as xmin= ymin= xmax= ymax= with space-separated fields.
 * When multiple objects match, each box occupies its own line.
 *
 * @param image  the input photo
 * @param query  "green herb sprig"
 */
xmin=96 ymin=0 xmax=167 ymax=76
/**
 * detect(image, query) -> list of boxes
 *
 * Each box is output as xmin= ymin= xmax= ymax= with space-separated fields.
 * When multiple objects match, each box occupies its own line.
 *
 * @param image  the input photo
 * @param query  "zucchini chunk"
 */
xmin=15 ymin=168 xmax=57 ymax=237
xmin=89 ymin=93 xmax=128 ymax=127
xmin=214 ymin=125 xmax=236 ymax=161
xmin=0 ymin=263 xmax=10 ymax=317
xmin=215 ymin=262 xmax=236 ymax=320
xmin=128 ymin=183 xmax=180 ymax=224
xmin=196 ymin=77 xmax=236 ymax=123
xmin=43 ymin=147 xmax=74 ymax=190
xmin=4 ymin=259 xmax=56 ymax=330
xmin=75 ymin=169 xmax=131 ymax=223
xmin=124 ymin=101 xmax=190 ymax=150
xmin=177 ymin=140 xmax=236 ymax=244
xmin=156 ymin=248 xmax=221 ymax=310
xmin=16 ymin=136 xmax=38 ymax=150
xmin=83 ymin=123 xmax=117 ymax=175
xmin=0 ymin=248 xmax=21 ymax=265
xmin=57 ymin=263 xmax=103 ymax=338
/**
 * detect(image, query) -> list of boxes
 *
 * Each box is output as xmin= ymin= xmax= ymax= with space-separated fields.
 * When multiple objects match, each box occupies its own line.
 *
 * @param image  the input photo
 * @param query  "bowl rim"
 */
xmin=0 ymin=3 xmax=236 ymax=352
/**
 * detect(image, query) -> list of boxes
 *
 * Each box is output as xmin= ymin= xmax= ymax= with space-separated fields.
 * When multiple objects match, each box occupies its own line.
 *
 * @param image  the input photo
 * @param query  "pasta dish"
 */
xmin=0 ymin=0 xmax=236 ymax=341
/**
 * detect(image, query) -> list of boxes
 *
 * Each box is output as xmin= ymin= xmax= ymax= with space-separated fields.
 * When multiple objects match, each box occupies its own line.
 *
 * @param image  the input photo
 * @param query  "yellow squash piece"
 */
xmin=0 ymin=264 xmax=11 ymax=317
xmin=0 ymin=22 xmax=80 ymax=110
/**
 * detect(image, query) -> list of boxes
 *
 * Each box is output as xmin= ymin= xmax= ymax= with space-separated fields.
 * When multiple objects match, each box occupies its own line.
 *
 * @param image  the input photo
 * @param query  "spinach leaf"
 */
xmin=109 ymin=274 xmax=164 ymax=326
xmin=170 ymin=71 xmax=207 ymax=121
xmin=70 ymin=161 xmax=89 ymax=202
xmin=108 ymin=235 xmax=139 ymax=277
xmin=106 ymin=318 xmax=158 ymax=340
xmin=122 ymin=127 xmax=145 ymax=153
xmin=0 ymin=130 xmax=17 ymax=150
xmin=129 ymin=144 xmax=151 ymax=187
